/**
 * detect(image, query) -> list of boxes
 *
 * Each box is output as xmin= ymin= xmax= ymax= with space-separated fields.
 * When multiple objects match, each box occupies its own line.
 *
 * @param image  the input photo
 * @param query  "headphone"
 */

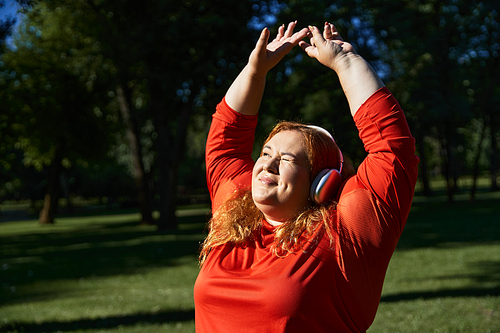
xmin=307 ymin=126 xmax=344 ymax=204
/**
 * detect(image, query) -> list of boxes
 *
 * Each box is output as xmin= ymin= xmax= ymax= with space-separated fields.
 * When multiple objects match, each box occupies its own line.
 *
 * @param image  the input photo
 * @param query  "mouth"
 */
xmin=259 ymin=175 xmax=277 ymax=185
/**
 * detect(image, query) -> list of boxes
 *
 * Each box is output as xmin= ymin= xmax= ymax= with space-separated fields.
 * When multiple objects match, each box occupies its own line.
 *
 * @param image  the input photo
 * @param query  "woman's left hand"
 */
xmin=299 ymin=23 xmax=357 ymax=72
xmin=248 ymin=21 xmax=309 ymax=77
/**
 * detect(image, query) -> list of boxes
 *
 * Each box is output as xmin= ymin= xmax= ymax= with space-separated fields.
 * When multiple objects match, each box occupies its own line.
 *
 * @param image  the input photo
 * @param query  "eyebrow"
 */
xmin=263 ymin=145 xmax=298 ymax=159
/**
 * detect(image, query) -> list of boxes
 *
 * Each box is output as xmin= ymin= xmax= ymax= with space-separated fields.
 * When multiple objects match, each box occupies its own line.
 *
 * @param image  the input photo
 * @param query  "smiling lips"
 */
xmin=260 ymin=175 xmax=277 ymax=185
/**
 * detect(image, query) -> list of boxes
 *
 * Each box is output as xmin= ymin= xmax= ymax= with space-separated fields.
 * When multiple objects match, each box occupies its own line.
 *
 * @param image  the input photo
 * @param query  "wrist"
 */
xmin=329 ymin=51 xmax=361 ymax=73
xmin=245 ymin=63 xmax=269 ymax=80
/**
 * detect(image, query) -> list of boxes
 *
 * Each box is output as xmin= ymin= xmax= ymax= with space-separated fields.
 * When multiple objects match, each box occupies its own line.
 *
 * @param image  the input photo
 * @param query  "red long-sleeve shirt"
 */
xmin=194 ymin=87 xmax=419 ymax=332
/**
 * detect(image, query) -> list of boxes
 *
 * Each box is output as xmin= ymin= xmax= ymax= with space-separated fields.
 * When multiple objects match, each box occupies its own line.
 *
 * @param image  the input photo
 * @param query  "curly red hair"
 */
xmin=199 ymin=121 xmax=354 ymax=266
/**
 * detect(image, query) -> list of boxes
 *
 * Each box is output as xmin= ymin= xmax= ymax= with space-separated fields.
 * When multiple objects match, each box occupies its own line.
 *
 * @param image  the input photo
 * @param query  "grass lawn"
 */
xmin=1 ymin=187 xmax=499 ymax=332
xmin=0 ymin=209 xmax=207 ymax=333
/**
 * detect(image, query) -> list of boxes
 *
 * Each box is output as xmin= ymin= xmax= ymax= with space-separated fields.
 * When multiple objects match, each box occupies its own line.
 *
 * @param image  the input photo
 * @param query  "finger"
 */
xmin=308 ymin=25 xmax=325 ymax=49
xmin=275 ymin=24 xmax=285 ymax=41
xmin=330 ymin=23 xmax=343 ymax=40
xmin=305 ymin=29 xmax=314 ymax=46
xmin=284 ymin=21 xmax=296 ymax=38
xmin=298 ymin=40 xmax=311 ymax=52
xmin=307 ymin=26 xmax=316 ymax=47
xmin=298 ymin=40 xmax=319 ymax=59
xmin=255 ymin=27 xmax=270 ymax=53
xmin=323 ymin=22 xmax=332 ymax=40
xmin=289 ymin=27 xmax=309 ymax=45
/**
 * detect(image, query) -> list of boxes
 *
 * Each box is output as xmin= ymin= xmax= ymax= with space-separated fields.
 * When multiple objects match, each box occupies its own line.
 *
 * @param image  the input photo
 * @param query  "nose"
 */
xmin=263 ymin=157 xmax=279 ymax=174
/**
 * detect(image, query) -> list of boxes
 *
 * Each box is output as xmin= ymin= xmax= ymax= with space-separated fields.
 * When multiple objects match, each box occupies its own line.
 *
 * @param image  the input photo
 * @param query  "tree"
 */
xmin=53 ymin=0 xmax=261 ymax=229
xmin=265 ymin=0 xmax=499 ymax=200
xmin=364 ymin=0 xmax=499 ymax=199
xmin=1 ymin=2 xmax=112 ymax=223
xmin=0 ymin=0 xmax=17 ymax=51
xmin=4 ymin=0 xmax=264 ymax=229
xmin=452 ymin=3 xmax=500 ymax=198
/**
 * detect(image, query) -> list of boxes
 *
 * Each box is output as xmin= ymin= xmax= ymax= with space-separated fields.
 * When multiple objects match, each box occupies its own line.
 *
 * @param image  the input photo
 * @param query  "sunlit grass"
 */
xmin=370 ymin=187 xmax=500 ymax=333
xmin=371 ymin=244 xmax=500 ymax=332
xmin=0 ymin=208 xmax=206 ymax=332
xmin=1 ymin=188 xmax=499 ymax=332
xmin=413 ymin=175 xmax=497 ymax=193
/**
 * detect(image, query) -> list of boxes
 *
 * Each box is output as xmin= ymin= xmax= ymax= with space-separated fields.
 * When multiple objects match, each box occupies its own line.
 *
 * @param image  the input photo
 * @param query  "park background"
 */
xmin=1 ymin=0 xmax=499 ymax=332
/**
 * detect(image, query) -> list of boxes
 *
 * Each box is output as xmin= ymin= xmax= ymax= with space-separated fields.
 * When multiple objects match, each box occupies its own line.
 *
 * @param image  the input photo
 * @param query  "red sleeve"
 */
xmin=205 ymin=97 xmax=258 ymax=213
xmin=341 ymin=87 xmax=420 ymax=230
xmin=335 ymin=88 xmax=420 ymax=323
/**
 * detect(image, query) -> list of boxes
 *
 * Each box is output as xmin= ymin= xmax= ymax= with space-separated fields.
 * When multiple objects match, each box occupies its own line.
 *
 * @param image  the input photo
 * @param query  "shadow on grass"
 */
xmin=0 ymin=205 xmax=147 ymax=223
xmin=383 ymin=194 xmax=500 ymax=303
xmin=0 ymin=212 xmax=209 ymax=307
xmin=382 ymin=259 xmax=500 ymax=302
xmin=2 ymin=194 xmax=500 ymax=312
xmin=381 ymin=286 xmax=500 ymax=302
xmin=398 ymin=196 xmax=500 ymax=249
xmin=382 ymin=258 xmax=500 ymax=303
xmin=0 ymin=309 xmax=195 ymax=332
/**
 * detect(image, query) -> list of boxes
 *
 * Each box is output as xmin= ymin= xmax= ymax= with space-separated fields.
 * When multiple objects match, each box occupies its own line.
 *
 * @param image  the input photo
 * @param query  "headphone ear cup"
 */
xmin=310 ymin=169 xmax=343 ymax=204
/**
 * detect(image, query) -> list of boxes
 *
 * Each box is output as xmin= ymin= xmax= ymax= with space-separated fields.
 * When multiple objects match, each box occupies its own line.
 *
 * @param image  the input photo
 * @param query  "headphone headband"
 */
xmin=306 ymin=125 xmax=343 ymax=173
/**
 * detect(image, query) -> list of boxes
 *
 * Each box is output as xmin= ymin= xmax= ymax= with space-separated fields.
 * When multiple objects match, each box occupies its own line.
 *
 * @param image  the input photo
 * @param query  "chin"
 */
xmin=251 ymin=187 xmax=274 ymax=206
xmin=253 ymin=199 xmax=275 ymax=215
xmin=253 ymin=202 xmax=290 ymax=223
xmin=252 ymin=197 xmax=273 ymax=212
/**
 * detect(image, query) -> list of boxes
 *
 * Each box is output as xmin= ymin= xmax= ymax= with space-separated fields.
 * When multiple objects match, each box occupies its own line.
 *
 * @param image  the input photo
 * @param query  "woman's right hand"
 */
xmin=225 ymin=21 xmax=308 ymax=115
xmin=248 ymin=21 xmax=309 ymax=77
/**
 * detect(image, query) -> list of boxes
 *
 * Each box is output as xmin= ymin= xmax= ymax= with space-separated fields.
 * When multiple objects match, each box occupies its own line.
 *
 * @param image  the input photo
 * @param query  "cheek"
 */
xmin=298 ymin=173 xmax=311 ymax=195
xmin=252 ymin=160 xmax=262 ymax=178
xmin=282 ymin=166 xmax=310 ymax=189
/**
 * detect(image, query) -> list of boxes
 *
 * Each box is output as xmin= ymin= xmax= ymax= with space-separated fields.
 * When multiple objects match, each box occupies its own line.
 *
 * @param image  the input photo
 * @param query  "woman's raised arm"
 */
xmin=299 ymin=23 xmax=385 ymax=117
xmin=225 ymin=21 xmax=309 ymax=115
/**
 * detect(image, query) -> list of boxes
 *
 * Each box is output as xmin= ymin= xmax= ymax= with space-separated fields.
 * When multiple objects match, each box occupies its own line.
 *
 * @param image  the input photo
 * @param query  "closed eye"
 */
xmin=281 ymin=152 xmax=296 ymax=162
xmin=261 ymin=145 xmax=273 ymax=158
xmin=261 ymin=146 xmax=297 ymax=162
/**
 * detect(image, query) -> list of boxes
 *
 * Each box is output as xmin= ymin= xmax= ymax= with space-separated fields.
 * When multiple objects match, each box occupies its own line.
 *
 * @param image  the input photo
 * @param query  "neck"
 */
xmin=265 ymin=217 xmax=283 ymax=227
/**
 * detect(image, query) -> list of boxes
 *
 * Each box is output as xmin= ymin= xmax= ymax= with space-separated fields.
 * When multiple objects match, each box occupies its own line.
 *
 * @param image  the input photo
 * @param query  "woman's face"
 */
xmin=252 ymin=130 xmax=311 ymax=223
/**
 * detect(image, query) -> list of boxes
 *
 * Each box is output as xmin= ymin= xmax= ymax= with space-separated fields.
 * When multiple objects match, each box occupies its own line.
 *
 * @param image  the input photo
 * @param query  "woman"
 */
xmin=194 ymin=21 xmax=419 ymax=332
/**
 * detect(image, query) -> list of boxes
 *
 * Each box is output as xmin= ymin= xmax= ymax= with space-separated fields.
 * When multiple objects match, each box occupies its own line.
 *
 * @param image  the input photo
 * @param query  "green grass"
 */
xmin=0 ymin=209 xmax=209 ymax=333
xmin=1 ymin=188 xmax=499 ymax=332
xmin=370 ymin=189 xmax=500 ymax=333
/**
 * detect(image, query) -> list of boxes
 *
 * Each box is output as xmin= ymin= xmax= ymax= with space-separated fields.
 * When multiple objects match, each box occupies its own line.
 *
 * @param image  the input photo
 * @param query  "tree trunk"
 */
xmin=60 ymin=172 xmax=74 ymax=214
xmin=415 ymin=131 xmax=432 ymax=196
xmin=154 ymin=90 xmax=194 ymax=231
xmin=158 ymin=140 xmax=179 ymax=231
xmin=39 ymin=145 xmax=63 ymax=224
xmin=441 ymin=137 xmax=454 ymax=203
xmin=489 ymin=114 xmax=499 ymax=191
xmin=116 ymin=84 xmax=153 ymax=224
xmin=156 ymin=120 xmax=177 ymax=230
xmin=469 ymin=119 xmax=487 ymax=201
